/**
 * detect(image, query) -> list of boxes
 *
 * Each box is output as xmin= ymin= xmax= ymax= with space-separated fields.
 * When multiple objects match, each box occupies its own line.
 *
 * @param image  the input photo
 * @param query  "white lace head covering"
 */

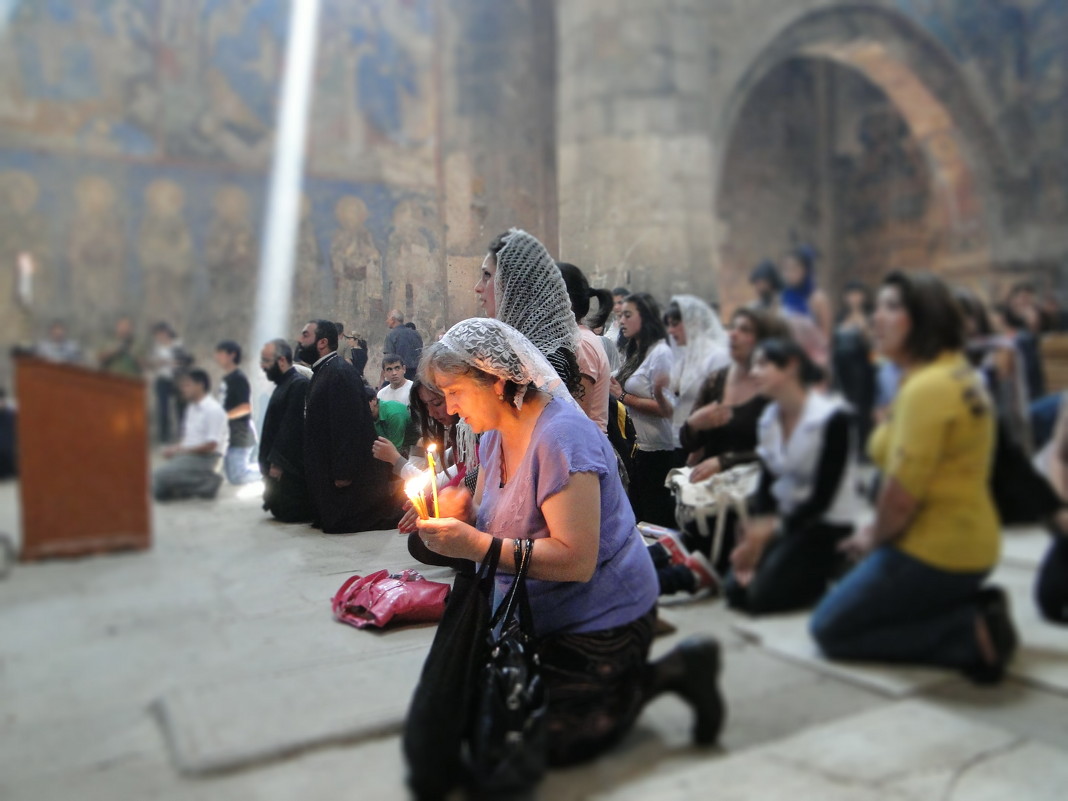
xmin=492 ymin=228 xmax=579 ymax=359
xmin=669 ymin=294 xmax=729 ymax=399
xmin=426 ymin=318 xmax=579 ymax=467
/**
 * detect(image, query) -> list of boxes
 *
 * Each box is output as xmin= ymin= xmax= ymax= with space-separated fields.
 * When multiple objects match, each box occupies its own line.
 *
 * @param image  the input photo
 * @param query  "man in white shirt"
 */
xmin=152 ymin=368 xmax=229 ymax=500
xmin=377 ymin=353 xmax=413 ymax=406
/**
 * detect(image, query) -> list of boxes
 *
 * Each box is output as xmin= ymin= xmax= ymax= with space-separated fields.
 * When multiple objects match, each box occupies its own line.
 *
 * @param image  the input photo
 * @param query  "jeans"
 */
xmin=1030 ymin=392 xmax=1063 ymax=451
xmin=224 ymin=446 xmax=261 ymax=485
xmin=810 ymin=545 xmax=988 ymax=670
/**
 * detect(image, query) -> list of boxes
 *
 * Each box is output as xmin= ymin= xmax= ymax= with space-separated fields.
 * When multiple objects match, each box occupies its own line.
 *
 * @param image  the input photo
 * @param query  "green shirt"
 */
xmin=375 ymin=400 xmax=411 ymax=452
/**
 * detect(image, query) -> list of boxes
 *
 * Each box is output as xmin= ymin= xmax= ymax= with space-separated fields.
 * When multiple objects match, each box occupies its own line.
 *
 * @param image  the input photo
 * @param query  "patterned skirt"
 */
xmin=536 ymin=607 xmax=656 ymax=767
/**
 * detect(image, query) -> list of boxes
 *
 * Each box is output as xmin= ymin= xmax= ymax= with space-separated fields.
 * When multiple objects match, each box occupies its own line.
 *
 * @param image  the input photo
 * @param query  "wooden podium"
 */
xmin=16 ymin=356 xmax=151 ymax=560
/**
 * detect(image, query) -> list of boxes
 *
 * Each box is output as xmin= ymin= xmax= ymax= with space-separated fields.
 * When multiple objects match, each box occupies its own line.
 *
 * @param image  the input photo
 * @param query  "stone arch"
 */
xmin=712 ymin=3 xmax=1014 ymax=307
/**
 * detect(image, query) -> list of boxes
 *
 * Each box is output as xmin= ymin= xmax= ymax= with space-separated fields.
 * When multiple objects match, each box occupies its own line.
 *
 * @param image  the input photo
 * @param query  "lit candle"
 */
xmin=426 ymin=444 xmax=440 ymax=518
xmin=405 ymin=474 xmax=430 ymax=520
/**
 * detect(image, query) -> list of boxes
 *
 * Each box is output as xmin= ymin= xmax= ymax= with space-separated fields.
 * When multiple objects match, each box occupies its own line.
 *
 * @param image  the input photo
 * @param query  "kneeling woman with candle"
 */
xmin=416 ymin=318 xmax=725 ymax=765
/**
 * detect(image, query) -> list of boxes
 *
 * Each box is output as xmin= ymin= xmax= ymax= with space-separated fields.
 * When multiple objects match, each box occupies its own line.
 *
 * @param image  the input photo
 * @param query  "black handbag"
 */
xmin=465 ymin=537 xmax=548 ymax=796
xmin=404 ymin=538 xmax=502 ymax=801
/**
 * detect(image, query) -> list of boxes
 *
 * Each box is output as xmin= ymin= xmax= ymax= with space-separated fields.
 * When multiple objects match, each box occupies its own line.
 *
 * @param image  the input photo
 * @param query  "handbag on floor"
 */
xmin=331 ymin=569 xmax=450 ymax=630
xmin=404 ymin=538 xmax=502 ymax=800
xmin=666 ymin=463 xmax=759 ymax=565
xmin=465 ymin=537 xmax=547 ymax=795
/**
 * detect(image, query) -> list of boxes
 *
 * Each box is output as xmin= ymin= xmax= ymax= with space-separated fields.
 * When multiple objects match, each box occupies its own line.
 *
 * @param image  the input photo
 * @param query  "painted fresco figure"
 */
xmin=205 ymin=184 xmax=257 ymax=344
xmin=68 ymin=175 xmax=126 ymax=336
xmin=139 ymin=179 xmax=194 ymax=332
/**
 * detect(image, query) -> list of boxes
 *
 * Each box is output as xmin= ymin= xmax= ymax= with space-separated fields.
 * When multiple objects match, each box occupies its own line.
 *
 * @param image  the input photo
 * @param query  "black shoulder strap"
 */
xmin=478 ymin=536 xmax=503 ymax=583
xmin=491 ymin=538 xmax=534 ymax=630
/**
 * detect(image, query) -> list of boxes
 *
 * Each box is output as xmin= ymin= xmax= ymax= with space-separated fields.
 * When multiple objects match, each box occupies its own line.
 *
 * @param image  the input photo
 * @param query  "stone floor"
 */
xmin=1 ymin=477 xmax=1066 ymax=801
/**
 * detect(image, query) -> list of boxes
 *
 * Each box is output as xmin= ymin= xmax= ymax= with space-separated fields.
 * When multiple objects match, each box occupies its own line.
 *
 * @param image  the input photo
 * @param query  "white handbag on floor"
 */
xmin=665 ymin=463 xmax=760 ymax=564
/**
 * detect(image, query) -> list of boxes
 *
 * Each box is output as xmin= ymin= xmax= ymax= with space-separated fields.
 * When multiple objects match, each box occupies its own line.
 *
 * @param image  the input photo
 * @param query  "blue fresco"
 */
xmin=893 ymin=0 xmax=1068 ymax=210
xmin=894 ymin=0 xmax=1066 ymax=95
xmin=204 ymin=0 xmax=289 ymax=127
xmin=454 ymin=0 xmax=513 ymax=117
xmin=353 ymin=25 xmax=418 ymax=140
xmin=0 ymin=145 xmax=425 ymax=322
xmin=15 ymin=38 xmax=100 ymax=102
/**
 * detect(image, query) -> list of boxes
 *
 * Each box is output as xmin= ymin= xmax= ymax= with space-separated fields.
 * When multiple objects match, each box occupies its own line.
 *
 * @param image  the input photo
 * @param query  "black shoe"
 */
xmin=677 ymin=636 xmax=726 ymax=746
xmin=967 ymin=586 xmax=1018 ymax=685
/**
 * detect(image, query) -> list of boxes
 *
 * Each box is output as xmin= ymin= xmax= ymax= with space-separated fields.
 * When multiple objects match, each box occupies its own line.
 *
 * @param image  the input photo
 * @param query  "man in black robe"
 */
xmin=258 ymin=338 xmax=312 ymax=523
xmin=298 ymin=319 xmax=400 ymax=533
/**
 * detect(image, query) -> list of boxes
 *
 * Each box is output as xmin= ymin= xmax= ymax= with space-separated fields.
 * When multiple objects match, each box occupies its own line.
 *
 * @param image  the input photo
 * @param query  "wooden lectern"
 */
xmin=16 ymin=356 xmax=151 ymax=560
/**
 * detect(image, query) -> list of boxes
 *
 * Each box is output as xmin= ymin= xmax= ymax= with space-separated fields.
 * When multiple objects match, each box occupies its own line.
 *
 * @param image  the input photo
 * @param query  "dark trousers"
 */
xmin=725 ymin=523 xmax=852 ymax=615
xmin=629 ymin=449 xmax=676 ymax=528
xmin=1037 ymin=535 xmax=1068 ymax=624
xmin=263 ymin=474 xmax=313 ymax=523
xmin=650 ymin=543 xmax=694 ymax=595
xmin=991 ymin=417 xmax=1062 ymax=524
xmin=154 ymin=377 xmax=182 ymax=444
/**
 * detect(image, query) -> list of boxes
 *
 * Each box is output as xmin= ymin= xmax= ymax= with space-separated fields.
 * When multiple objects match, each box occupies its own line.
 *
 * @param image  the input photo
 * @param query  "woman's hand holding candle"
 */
xmin=416 ymin=516 xmax=489 ymax=561
xmin=404 ymin=474 xmax=430 ymax=519
xmin=397 ymin=500 xmax=420 ymax=533
xmin=435 ymin=485 xmax=475 ymax=523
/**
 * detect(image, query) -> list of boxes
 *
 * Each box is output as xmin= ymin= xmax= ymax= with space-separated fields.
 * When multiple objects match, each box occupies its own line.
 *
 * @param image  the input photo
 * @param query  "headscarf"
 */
xmin=493 ymin=229 xmax=579 ymax=361
xmin=433 ymin=318 xmax=580 ymax=466
xmin=669 ymin=295 xmax=729 ymax=402
xmin=782 ymin=245 xmax=818 ymax=316
xmin=439 ymin=319 xmax=576 ymax=410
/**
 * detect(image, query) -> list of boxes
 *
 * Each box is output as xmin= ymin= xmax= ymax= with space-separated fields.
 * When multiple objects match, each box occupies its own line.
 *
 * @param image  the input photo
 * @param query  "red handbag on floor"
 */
xmin=332 ymin=569 xmax=451 ymax=629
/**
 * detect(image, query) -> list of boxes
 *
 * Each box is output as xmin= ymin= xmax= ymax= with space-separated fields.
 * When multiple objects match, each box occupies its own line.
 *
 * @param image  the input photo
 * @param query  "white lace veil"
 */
xmin=430 ymin=318 xmax=580 ymax=467
xmin=670 ymin=294 xmax=729 ymax=400
xmin=493 ymin=228 xmax=579 ymax=358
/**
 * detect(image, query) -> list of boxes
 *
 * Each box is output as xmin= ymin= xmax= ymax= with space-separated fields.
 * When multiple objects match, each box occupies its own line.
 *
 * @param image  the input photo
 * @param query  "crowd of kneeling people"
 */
xmin=146 ymin=229 xmax=1067 ymax=770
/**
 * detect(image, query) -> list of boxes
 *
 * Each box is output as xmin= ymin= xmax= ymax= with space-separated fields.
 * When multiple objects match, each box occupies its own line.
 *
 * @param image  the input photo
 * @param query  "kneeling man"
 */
xmin=153 ymin=369 xmax=228 ymax=500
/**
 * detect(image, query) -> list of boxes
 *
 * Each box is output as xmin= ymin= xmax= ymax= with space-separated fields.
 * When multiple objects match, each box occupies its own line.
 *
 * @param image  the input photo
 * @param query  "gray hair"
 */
xmin=268 ymin=338 xmax=293 ymax=364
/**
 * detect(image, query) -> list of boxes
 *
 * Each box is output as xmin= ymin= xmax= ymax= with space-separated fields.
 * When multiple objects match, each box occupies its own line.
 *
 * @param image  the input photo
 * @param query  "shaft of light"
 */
xmin=0 ymin=0 xmax=17 ymax=27
xmin=251 ymin=0 xmax=321 ymax=351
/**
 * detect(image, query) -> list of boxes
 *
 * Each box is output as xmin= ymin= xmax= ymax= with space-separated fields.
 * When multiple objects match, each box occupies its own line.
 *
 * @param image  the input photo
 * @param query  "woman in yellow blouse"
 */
xmin=810 ymin=271 xmax=1017 ymax=683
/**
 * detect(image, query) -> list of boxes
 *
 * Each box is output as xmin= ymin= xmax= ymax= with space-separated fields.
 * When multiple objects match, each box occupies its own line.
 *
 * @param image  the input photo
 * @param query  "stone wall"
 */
xmin=1 ymin=0 xmax=1066 ymax=392
xmin=556 ymin=0 xmax=720 ymax=304
xmin=0 ymin=0 xmax=557 ymax=389
xmin=557 ymin=0 xmax=1068 ymax=313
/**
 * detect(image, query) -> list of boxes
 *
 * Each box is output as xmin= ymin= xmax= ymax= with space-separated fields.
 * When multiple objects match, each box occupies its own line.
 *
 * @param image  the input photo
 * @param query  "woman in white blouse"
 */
xmin=664 ymin=295 xmax=730 ymax=459
xmin=610 ymin=292 xmax=677 ymax=526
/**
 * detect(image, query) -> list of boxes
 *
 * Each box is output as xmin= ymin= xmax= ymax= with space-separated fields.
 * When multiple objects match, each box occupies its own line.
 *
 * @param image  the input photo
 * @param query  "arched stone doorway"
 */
xmin=712 ymin=6 xmax=1010 ymax=314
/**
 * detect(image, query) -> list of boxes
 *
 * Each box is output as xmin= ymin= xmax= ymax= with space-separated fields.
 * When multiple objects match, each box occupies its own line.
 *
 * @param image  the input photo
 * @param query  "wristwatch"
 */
xmin=619 ymin=391 xmax=628 ymax=405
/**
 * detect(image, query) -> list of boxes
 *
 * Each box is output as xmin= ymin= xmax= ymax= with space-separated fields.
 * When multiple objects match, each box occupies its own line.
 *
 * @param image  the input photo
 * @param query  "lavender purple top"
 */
xmin=476 ymin=398 xmax=659 ymax=636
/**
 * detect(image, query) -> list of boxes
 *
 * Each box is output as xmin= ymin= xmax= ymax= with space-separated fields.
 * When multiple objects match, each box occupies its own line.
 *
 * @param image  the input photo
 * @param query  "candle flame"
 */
xmin=405 ymin=473 xmax=429 ymax=499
